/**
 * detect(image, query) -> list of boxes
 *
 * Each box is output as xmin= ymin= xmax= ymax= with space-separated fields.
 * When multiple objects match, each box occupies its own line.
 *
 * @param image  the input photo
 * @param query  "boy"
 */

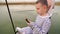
xmin=16 ymin=0 xmax=54 ymax=34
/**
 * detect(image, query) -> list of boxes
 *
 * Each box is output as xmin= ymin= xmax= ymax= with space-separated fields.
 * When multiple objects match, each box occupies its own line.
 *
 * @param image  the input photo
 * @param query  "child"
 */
xmin=16 ymin=0 xmax=55 ymax=34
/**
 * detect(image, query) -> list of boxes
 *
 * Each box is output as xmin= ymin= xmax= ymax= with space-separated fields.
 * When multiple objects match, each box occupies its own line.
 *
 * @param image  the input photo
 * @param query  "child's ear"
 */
xmin=43 ymin=5 xmax=48 ymax=11
xmin=43 ymin=5 xmax=47 ymax=9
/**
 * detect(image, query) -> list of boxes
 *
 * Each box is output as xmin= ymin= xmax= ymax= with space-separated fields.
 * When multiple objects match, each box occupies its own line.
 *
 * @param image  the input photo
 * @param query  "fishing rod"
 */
xmin=5 ymin=0 xmax=16 ymax=34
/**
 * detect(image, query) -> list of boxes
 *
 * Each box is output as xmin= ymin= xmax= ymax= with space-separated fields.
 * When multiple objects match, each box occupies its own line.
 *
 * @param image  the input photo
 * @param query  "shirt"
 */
xmin=30 ymin=15 xmax=51 ymax=34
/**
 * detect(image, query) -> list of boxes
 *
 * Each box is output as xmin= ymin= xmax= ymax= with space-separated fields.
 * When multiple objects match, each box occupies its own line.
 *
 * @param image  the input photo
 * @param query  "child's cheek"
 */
xmin=36 ymin=9 xmax=42 ymax=14
xmin=36 ymin=10 xmax=39 ymax=14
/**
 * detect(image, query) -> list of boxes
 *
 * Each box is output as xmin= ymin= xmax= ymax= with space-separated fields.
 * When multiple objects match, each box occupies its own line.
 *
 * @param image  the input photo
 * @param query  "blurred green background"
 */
xmin=0 ymin=0 xmax=60 ymax=33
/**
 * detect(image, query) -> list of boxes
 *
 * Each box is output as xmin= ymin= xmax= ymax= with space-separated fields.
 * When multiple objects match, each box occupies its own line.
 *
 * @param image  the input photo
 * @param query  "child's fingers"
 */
xmin=25 ymin=18 xmax=30 ymax=23
xmin=26 ymin=22 xmax=30 ymax=26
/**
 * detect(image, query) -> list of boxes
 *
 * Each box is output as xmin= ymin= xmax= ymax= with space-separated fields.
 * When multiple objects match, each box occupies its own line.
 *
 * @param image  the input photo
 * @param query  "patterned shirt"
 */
xmin=30 ymin=15 xmax=51 ymax=34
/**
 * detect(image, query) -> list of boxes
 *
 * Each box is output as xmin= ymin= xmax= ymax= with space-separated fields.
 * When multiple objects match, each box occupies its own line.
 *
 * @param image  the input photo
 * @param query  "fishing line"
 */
xmin=5 ymin=0 xmax=16 ymax=34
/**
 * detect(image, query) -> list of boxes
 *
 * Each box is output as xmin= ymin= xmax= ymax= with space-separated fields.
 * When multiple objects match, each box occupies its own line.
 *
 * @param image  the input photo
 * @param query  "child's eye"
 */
xmin=37 ymin=8 xmax=40 ymax=10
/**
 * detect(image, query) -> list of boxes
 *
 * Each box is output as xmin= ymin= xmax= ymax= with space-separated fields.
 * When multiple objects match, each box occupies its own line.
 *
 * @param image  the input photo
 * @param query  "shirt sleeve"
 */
xmin=29 ymin=21 xmax=35 ymax=29
xmin=39 ymin=19 xmax=51 ymax=34
xmin=47 ymin=0 xmax=55 ymax=17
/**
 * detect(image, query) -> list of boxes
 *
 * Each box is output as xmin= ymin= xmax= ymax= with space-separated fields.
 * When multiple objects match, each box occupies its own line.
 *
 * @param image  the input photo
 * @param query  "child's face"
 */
xmin=35 ymin=3 xmax=48 ymax=15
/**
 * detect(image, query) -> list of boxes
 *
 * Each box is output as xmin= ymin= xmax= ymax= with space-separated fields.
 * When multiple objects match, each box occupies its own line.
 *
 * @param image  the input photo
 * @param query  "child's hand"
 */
xmin=26 ymin=22 xmax=30 ymax=26
xmin=25 ymin=18 xmax=30 ymax=23
xmin=25 ymin=18 xmax=30 ymax=26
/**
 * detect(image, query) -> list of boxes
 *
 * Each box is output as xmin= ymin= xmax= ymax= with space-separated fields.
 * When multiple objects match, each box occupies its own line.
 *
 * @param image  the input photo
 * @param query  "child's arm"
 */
xmin=47 ymin=0 xmax=55 ymax=16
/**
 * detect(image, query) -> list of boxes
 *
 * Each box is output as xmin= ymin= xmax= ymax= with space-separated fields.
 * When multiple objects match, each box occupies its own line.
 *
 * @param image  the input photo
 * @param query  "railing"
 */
xmin=0 ymin=2 xmax=60 ymax=6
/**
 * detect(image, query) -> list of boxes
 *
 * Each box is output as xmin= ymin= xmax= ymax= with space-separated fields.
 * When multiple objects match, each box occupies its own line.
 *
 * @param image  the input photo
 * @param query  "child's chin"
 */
xmin=38 ymin=12 xmax=42 ymax=14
